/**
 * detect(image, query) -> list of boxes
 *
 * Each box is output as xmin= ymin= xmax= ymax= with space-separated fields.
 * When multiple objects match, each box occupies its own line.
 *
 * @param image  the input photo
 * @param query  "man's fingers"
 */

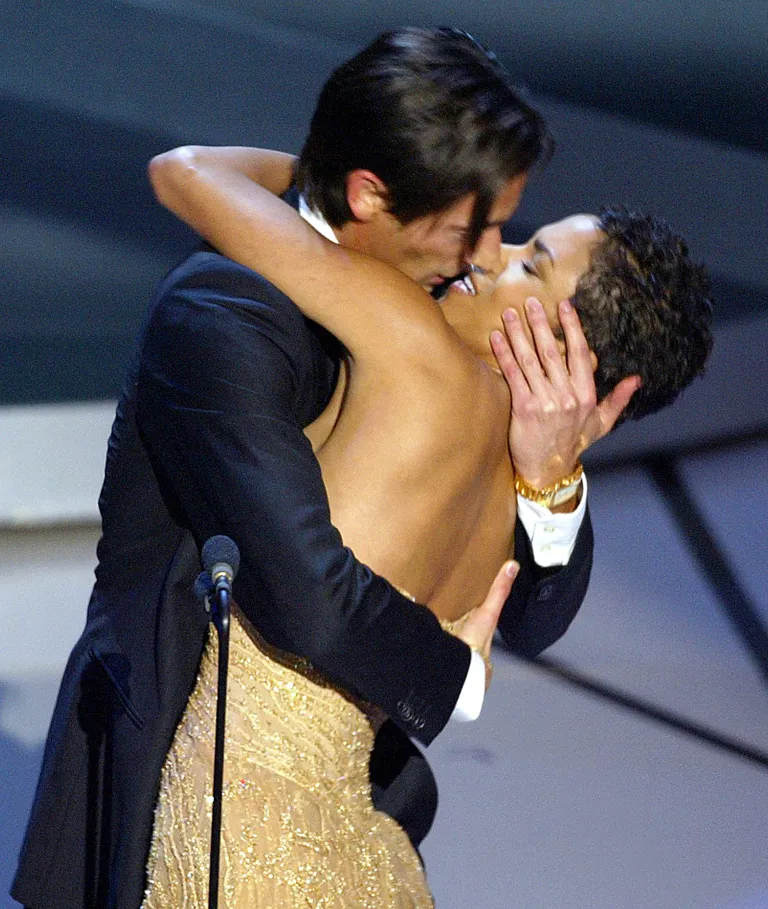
xmin=457 ymin=560 xmax=519 ymax=656
xmin=490 ymin=328 xmax=517 ymax=379
xmin=525 ymin=298 xmax=570 ymax=388
xmin=503 ymin=304 xmax=549 ymax=393
xmin=559 ymin=300 xmax=595 ymax=393
xmin=480 ymin=559 xmax=518 ymax=631
xmin=491 ymin=325 xmax=532 ymax=404
xmin=598 ymin=375 xmax=641 ymax=435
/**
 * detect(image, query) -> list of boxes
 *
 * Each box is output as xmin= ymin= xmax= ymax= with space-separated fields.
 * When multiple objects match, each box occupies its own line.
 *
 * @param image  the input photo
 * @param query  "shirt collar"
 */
xmin=298 ymin=196 xmax=339 ymax=245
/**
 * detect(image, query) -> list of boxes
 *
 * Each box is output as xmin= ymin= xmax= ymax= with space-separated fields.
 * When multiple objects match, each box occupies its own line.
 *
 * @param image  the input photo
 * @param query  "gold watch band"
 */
xmin=514 ymin=462 xmax=584 ymax=508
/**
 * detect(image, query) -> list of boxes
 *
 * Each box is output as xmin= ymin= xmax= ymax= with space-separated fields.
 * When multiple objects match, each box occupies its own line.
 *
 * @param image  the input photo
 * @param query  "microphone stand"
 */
xmin=198 ymin=534 xmax=240 ymax=909
xmin=208 ymin=580 xmax=230 ymax=909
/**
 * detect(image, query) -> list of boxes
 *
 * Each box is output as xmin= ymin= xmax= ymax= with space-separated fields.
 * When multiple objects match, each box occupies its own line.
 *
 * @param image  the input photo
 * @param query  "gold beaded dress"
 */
xmin=141 ymin=604 xmax=434 ymax=908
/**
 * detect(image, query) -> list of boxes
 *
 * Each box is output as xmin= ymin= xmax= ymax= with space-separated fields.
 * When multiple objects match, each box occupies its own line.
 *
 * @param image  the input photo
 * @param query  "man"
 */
xmin=12 ymin=28 xmax=631 ymax=909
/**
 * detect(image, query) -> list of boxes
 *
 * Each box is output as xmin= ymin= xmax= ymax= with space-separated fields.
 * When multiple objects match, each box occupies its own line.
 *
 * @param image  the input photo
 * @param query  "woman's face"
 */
xmin=441 ymin=214 xmax=603 ymax=351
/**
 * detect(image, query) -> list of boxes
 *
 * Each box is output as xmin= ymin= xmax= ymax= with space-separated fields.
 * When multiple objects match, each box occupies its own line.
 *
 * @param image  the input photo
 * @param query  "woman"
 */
xmin=142 ymin=148 xmax=712 ymax=907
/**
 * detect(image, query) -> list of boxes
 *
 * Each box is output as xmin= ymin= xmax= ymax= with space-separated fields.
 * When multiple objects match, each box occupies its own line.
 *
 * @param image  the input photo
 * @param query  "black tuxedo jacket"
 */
xmin=12 ymin=243 xmax=592 ymax=909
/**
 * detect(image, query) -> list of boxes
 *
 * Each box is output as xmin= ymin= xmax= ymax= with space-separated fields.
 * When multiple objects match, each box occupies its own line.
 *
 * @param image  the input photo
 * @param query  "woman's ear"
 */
xmin=589 ymin=349 xmax=598 ymax=373
xmin=346 ymin=170 xmax=390 ymax=222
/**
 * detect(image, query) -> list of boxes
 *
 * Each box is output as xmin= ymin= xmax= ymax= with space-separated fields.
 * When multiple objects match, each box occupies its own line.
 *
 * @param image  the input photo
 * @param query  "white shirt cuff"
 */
xmin=516 ymin=473 xmax=589 ymax=567
xmin=450 ymin=650 xmax=486 ymax=722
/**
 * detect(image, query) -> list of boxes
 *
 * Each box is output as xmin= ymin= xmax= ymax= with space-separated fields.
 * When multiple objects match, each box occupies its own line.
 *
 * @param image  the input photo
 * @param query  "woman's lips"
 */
xmin=450 ymin=274 xmax=477 ymax=296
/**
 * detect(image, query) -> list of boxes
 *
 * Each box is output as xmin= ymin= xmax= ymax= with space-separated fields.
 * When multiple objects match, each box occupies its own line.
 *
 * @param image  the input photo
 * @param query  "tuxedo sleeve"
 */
xmin=497 ymin=509 xmax=594 ymax=657
xmin=135 ymin=253 xmax=470 ymax=744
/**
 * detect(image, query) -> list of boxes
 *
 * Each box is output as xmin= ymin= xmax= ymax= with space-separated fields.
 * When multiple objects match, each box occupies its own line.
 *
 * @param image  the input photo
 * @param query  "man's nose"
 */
xmin=465 ymin=225 xmax=503 ymax=277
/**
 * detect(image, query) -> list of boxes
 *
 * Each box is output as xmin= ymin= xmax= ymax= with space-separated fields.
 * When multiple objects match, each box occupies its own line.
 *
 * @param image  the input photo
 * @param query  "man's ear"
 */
xmin=346 ymin=170 xmax=390 ymax=222
xmin=589 ymin=349 xmax=598 ymax=373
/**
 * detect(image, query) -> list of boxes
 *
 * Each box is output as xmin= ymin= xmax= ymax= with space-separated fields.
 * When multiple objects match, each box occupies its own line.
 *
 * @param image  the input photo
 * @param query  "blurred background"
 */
xmin=1 ymin=2 xmax=766 ymax=907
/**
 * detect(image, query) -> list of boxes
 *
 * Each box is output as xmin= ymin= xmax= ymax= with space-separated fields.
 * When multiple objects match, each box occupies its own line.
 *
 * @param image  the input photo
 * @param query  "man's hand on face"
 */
xmin=490 ymin=297 xmax=640 ymax=490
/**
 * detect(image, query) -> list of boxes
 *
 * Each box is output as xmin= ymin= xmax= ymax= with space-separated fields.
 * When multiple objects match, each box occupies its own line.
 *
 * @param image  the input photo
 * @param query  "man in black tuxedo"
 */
xmin=12 ymin=28 xmax=621 ymax=909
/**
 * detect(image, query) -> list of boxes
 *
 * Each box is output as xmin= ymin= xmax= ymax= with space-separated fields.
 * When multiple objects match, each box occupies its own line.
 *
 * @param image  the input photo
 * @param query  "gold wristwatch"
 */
xmin=514 ymin=462 xmax=584 ymax=508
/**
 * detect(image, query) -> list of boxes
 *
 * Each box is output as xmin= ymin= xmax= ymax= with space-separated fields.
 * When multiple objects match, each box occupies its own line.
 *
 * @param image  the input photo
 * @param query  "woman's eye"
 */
xmin=521 ymin=259 xmax=537 ymax=277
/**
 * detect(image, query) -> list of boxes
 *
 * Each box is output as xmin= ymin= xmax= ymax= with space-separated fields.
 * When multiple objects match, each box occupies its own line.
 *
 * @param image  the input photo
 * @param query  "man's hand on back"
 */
xmin=453 ymin=560 xmax=519 ymax=689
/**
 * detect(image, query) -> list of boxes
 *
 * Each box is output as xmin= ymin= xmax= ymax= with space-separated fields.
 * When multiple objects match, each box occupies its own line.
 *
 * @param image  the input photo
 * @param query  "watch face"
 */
xmin=551 ymin=480 xmax=581 ymax=507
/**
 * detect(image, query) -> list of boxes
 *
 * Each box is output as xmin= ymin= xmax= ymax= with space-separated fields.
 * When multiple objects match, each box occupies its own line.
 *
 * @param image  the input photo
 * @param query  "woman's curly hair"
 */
xmin=572 ymin=207 xmax=714 ymax=426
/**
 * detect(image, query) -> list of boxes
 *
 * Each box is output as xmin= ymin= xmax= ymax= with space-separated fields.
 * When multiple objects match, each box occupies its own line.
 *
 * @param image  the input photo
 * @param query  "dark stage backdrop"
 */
xmin=2 ymin=0 xmax=766 ymax=460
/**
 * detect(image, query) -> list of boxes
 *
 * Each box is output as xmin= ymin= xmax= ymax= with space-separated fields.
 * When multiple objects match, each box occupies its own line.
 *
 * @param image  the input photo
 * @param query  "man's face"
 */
xmin=353 ymin=173 xmax=528 ymax=290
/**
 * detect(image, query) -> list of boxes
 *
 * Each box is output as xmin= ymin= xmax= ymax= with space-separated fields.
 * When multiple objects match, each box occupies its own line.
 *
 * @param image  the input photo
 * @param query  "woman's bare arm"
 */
xmin=152 ymin=146 xmax=297 ymax=195
xmin=148 ymin=146 xmax=449 ymax=363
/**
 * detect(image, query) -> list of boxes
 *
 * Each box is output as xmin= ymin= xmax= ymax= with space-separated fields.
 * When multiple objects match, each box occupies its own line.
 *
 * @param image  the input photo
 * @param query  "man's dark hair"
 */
xmin=573 ymin=207 xmax=714 ymax=426
xmin=296 ymin=27 xmax=552 ymax=248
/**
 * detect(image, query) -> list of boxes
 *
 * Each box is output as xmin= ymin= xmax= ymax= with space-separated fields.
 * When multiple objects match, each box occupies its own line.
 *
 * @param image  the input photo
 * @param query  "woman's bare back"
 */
xmin=306 ymin=348 xmax=517 ymax=622
xmin=148 ymin=148 xmax=518 ymax=622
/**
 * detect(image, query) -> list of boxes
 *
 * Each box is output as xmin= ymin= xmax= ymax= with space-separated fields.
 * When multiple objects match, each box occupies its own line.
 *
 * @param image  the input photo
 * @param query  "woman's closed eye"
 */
xmin=521 ymin=259 xmax=538 ymax=278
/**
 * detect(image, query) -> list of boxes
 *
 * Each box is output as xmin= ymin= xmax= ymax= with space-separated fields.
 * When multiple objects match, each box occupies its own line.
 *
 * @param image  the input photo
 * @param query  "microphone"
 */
xmin=201 ymin=535 xmax=241 ymax=595
xmin=194 ymin=570 xmax=214 ymax=613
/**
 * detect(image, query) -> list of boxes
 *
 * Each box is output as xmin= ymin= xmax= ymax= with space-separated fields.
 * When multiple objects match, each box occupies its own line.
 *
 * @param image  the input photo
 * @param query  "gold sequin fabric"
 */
xmin=142 ymin=606 xmax=433 ymax=908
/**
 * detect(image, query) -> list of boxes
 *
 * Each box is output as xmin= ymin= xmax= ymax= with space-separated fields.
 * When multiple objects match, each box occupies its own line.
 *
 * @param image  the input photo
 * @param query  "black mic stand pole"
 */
xmin=198 ymin=535 xmax=240 ymax=909
xmin=208 ymin=578 xmax=230 ymax=909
